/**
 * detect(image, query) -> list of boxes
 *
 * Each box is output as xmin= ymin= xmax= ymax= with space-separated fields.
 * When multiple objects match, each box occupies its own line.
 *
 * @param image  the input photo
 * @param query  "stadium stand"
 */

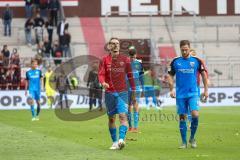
xmin=1 ymin=4 xmax=240 ymax=88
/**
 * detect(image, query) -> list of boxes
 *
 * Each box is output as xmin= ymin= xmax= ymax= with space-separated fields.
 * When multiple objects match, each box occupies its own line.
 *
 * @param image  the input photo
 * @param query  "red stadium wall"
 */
xmin=0 ymin=0 xmax=240 ymax=17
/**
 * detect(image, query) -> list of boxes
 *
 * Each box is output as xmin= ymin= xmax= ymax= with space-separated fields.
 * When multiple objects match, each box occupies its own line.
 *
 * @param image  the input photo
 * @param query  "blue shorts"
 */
xmin=176 ymin=96 xmax=199 ymax=115
xmin=29 ymin=90 xmax=41 ymax=101
xmin=105 ymin=91 xmax=128 ymax=116
xmin=128 ymin=90 xmax=141 ymax=104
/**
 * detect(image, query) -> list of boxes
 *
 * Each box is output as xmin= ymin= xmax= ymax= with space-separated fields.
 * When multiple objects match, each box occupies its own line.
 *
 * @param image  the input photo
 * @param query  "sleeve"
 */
xmin=98 ymin=59 xmax=106 ymax=84
xmin=125 ymin=57 xmax=136 ymax=91
xmin=168 ymin=60 xmax=176 ymax=76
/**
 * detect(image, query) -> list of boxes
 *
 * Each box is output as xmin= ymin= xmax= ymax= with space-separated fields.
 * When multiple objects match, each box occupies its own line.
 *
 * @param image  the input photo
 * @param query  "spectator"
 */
xmin=11 ymin=68 xmax=20 ymax=90
xmin=49 ymin=0 xmax=60 ymax=26
xmin=56 ymin=72 xmax=71 ymax=109
xmin=25 ymin=0 xmax=33 ymax=18
xmin=34 ymin=13 xmax=45 ymax=44
xmin=25 ymin=17 xmax=34 ymax=46
xmin=60 ymin=29 xmax=71 ymax=57
xmin=37 ymin=41 xmax=45 ymax=57
xmin=0 ymin=68 xmax=7 ymax=90
xmin=1 ymin=45 xmax=10 ymax=67
xmin=33 ymin=0 xmax=40 ymax=11
xmin=39 ymin=0 xmax=49 ymax=19
xmin=57 ymin=18 xmax=69 ymax=43
xmin=87 ymin=62 xmax=103 ymax=111
xmin=10 ymin=51 xmax=20 ymax=76
xmin=45 ymin=18 xmax=54 ymax=44
xmin=2 ymin=4 xmax=13 ymax=37
xmin=0 ymin=52 xmax=4 ymax=67
xmin=52 ymin=40 xmax=62 ymax=66
xmin=43 ymin=37 xmax=52 ymax=58
xmin=20 ymin=78 xmax=26 ymax=90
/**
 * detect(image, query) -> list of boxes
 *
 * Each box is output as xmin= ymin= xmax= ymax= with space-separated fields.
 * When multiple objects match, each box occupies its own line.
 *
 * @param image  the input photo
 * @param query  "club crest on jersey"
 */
xmin=190 ymin=62 xmax=195 ymax=68
xmin=120 ymin=61 xmax=124 ymax=66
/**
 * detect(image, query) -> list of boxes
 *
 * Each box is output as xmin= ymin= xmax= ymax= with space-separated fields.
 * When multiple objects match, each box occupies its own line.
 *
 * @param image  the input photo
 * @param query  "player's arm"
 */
xmin=167 ymin=60 xmax=176 ymax=98
xmin=199 ymin=62 xmax=209 ymax=100
xmin=139 ymin=63 xmax=145 ymax=96
xmin=139 ymin=63 xmax=144 ymax=91
xmin=98 ymin=59 xmax=109 ymax=89
xmin=25 ymin=72 xmax=29 ymax=96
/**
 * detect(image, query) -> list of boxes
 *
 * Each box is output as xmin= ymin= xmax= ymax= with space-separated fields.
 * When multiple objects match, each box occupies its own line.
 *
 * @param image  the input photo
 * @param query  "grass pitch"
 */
xmin=0 ymin=107 xmax=240 ymax=160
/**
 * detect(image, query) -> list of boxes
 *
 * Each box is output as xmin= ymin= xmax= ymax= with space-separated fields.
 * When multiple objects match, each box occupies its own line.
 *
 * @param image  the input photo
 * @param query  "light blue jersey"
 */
xmin=168 ymin=56 xmax=205 ymax=99
xmin=127 ymin=59 xmax=144 ymax=91
xmin=26 ymin=69 xmax=42 ymax=92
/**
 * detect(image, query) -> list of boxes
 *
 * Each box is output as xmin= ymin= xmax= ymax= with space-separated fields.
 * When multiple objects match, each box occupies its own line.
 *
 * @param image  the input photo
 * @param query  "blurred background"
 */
xmin=0 ymin=0 xmax=240 ymax=109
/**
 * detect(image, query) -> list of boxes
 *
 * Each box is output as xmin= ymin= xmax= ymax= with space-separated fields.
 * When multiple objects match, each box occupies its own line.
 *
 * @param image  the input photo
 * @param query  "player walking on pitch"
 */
xmin=168 ymin=40 xmax=208 ymax=149
xmin=127 ymin=46 xmax=144 ymax=133
xmin=25 ymin=59 xmax=43 ymax=121
xmin=98 ymin=37 xmax=136 ymax=150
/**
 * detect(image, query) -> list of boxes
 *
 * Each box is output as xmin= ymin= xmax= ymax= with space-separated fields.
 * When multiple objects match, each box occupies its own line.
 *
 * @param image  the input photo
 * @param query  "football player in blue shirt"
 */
xmin=127 ymin=46 xmax=144 ymax=133
xmin=25 ymin=59 xmax=43 ymax=121
xmin=168 ymin=40 xmax=208 ymax=149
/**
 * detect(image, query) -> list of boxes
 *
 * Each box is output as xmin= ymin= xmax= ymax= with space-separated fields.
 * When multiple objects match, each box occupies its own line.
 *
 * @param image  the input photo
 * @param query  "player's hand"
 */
xmin=102 ymin=82 xmax=109 ymax=89
xmin=170 ymin=90 xmax=176 ymax=98
xmin=201 ymin=90 xmax=208 ymax=102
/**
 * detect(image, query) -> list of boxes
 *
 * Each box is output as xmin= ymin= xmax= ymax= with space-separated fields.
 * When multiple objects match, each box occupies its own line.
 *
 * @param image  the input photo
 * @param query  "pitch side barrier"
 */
xmin=0 ymin=87 xmax=240 ymax=110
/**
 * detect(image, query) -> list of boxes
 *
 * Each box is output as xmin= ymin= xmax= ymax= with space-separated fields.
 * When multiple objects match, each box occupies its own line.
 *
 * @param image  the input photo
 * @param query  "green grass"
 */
xmin=0 ymin=107 xmax=240 ymax=160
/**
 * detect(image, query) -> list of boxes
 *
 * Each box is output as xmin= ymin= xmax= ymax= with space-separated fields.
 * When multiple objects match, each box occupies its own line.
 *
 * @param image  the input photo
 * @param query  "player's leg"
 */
xmin=127 ymin=105 xmax=133 ymax=131
xmin=108 ymin=115 xmax=118 ymax=149
xmin=59 ymin=92 xmax=63 ymax=110
xmin=89 ymin=89 xmax=93 ymax=111
xmin=127 ymin=91 xmax=133 ymax=131
xmin=28 ymin=92 xmax=36 ymax=121
xmin=35 ymin=91 xmax=41 ymax=120
xmin=176 ymin=98 xmax=188 ymax=149
xmin=132 ymin=91 xmax=140 ymax=132
xmin=187 ymin=105 xmax=192 ymax=128
xmin=105 ymin=92 xmax=118 ymax=149
xmin=64 ymin=93 xmax=69 ymax=108
xmin=189 ymin=96 xmax=200 ymax=148
xmin=117 ymin=91 xmax=129 ymax=149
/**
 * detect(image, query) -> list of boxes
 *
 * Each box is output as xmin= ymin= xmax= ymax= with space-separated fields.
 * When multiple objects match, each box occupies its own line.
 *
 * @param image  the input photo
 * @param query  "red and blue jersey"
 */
xmin=98 ymin=54 xmax=136 ymax=93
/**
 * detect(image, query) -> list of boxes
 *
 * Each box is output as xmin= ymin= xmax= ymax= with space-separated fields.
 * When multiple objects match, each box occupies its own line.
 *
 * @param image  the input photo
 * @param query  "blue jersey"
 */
xmin=168 ymin=56 xmax=205 ymax=98
xmin=127 ymin=59 xmax=144 ymax=91
xmin=26 ymin=69 xmax=42 ymax=92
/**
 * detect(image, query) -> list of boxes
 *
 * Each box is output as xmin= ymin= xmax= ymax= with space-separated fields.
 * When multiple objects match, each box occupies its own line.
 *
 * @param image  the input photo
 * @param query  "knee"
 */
xmin=109 ymin=117 xmax=115 ymax=124
xmin=119 ymin=114 xmax=127 ymax=122
xmin=191 ymin=110 xmax=199 ymax=118
xmin=179 ymin=114 xmax=187 ymax=121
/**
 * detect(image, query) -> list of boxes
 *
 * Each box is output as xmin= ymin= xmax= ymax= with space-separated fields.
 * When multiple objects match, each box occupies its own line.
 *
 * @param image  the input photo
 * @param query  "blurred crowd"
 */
xmin=1 ymin=0 xmax=72 ymax=90
xmin=0 ymin=45 xmax=23 ymax=90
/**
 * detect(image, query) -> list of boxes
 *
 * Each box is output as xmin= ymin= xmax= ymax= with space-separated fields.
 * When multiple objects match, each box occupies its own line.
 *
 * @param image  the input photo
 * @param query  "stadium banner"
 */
xmin=0 ymin=0 xmax=78 ymax=7
xmin=0 ymin=87 xmax=240 ymax=110
xmin=1 ymin=0 xmax=240 ymax=16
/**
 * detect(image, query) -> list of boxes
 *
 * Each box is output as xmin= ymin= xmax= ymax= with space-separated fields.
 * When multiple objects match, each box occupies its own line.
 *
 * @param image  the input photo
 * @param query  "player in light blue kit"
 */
xmin=25 ymin=59 xmax=43 ymax=121
xmin=168 ymin=40 xmax=208 ymax=149
xmin=127 ymin=46 xmax=144 ymax=133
